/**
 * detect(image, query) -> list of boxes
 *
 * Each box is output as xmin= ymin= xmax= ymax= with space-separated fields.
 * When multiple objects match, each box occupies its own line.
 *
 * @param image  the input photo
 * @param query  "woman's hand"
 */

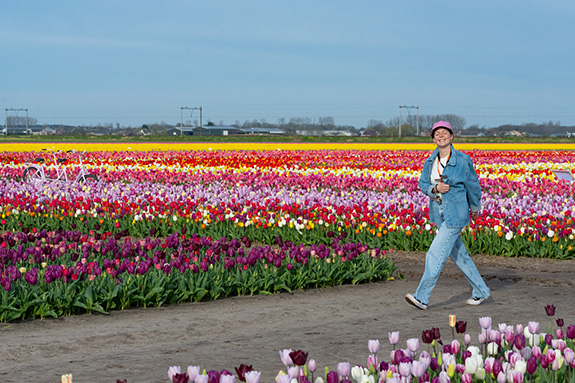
xmin=436 ymin=183 xmax=450 ymax=194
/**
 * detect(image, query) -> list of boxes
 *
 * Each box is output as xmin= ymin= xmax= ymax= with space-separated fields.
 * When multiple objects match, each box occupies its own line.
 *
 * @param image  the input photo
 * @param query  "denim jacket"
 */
xmin=418 ymin=145 xmax=482 ymax=228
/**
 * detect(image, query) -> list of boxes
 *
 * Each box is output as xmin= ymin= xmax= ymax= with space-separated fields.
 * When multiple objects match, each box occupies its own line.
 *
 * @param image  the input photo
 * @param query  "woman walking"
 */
xmin=405 ymin=121 xmax=490 ymax=310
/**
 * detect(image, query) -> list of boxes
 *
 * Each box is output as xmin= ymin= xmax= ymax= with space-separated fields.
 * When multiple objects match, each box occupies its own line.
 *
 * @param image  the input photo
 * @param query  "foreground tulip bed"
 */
xmin=164 ymin=305 xmax=575 ymax=383
xmin=1 ymin=146 xmax=575 ymax=323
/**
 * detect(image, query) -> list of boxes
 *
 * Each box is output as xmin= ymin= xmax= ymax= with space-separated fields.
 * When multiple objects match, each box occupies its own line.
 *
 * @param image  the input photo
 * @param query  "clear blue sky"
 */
xmin=1 ymin=1 xmax=574 ymax=129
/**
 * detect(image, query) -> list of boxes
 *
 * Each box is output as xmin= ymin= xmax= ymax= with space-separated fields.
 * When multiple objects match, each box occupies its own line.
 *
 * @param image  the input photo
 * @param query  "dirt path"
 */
xmin=1 ymin=252 xmax=574 ymax=383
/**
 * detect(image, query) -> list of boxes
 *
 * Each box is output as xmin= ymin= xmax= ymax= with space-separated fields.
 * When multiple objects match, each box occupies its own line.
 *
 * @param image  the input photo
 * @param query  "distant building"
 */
xmin=84 ymin=126 xmax=110 ymax=136
xmin=2 ymin=125 xmax=51 ymax=135
xmin=240 ymin=127 xmax=285 ymax=135
xmin=168 ymin=127 xmax=194 ymax=136
xmin=193 ymin=125 xmax=239 ymax=136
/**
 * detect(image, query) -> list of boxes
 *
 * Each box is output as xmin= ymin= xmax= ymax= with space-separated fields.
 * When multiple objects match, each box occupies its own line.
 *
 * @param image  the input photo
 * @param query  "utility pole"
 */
xmin=399 ymin=105 xmax=419 ymax=137
xmin=180 ymin=106 xmax=202 ymax=136
xmin=5 ymin=108 xmax=28 ymax=135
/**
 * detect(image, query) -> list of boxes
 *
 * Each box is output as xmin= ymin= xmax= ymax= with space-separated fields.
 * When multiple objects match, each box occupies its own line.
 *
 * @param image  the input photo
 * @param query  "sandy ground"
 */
xmin=1 ymin=251 xmax=574 ymax=383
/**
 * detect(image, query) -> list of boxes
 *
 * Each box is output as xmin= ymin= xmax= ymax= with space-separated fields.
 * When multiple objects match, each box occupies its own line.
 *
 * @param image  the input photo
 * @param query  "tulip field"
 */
xmin=1 ymin=143 xmax=575 ymax=322
xmin=167 ymin=305 xmax=575 ymax=383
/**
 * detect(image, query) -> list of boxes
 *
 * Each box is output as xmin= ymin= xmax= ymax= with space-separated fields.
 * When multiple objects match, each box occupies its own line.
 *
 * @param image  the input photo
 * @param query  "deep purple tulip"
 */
xmin=207 ymin=370 xmax=221 ymax=383
xmin=461 ymin=350 xmax=471 ymax=362
xmin=173 ymin=373 xmax=190 ymax=383
xmin=391 ymin=350 xmax=405 ymax=365
xmin=429 ymin=358 xmax=440 ymax=372
xmin=526 ymin=357 xmax=538 ymax=375
xmin=326 ymin=371 xmax=338 ymax=383
xmin=455 ymin=321 xmax=467 ymax=334
xmin=545 ymin=334 xmax=553 ymax=346
xmin=24 ymin=268 xmax=38 ymax=285
xmin=289 ymin=350 xmax=308 ymax=366
xmin=556 ymin=318 xmax=564 ymax=327
xmin=566 ymin=324 xmax=575 ymax=339
xmin=514 ymin=334 xmax=526 ymax=350
xmin=378 ymin=361 xmax=389 ymax=372
xmin=443 ymin=345 xmax=452 ymax=354
xmin=234 ymin=364 xmax=254 ymax=382
xmin=422 ymin=330 xmax=434 ymax=344
xmin=432 ymin=327 xmax=441 ymax=342
xmin=399 ymin=356 xmax=413 ymax=364
xmin=545 ymin=304 xmax=556 ymax=316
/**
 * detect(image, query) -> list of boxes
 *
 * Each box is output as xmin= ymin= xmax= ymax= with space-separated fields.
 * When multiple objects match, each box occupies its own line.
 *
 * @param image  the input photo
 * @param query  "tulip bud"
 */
xmin=449 ymin=315 xmax=456 ymax=327
xmin=388 ymin=332 xmax=400 ymax=345
xmin=308 ymin=359 xmax=317 ymax=373
xmin=451 ymin=340 xmax=460 ymax=355
xmin=479 ymin=316 xmax=492 ymax=330
xmin=446 ymin=363 xmax=455 ymax=378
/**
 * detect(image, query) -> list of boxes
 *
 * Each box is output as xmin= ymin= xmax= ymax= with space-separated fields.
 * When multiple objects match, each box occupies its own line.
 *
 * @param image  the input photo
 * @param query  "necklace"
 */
xmin=436 ymin=151 xmax=451 ymax=179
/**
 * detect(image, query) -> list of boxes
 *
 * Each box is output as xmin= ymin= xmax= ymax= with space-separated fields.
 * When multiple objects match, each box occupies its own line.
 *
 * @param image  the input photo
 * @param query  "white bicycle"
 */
xmin=22 ymin=149 xmax=98 ymax=185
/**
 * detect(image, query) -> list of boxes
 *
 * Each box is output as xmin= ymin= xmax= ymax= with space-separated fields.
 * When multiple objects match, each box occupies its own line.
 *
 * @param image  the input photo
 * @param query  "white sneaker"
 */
xmin=405 ymin=293 xmax=428 ymax=310
xmin=466 ymin=297 xmax=485 ymax=306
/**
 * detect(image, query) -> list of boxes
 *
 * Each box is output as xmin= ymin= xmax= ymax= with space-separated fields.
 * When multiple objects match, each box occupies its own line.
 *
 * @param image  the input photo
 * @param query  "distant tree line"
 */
xmin=4 ymin=113 xmax=575 ymax=137
xmin=230 ymin=117 xmax=357 ymax=136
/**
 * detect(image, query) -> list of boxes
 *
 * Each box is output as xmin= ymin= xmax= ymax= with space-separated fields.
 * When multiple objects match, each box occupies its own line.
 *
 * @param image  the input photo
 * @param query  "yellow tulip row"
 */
xmin=4 ymin=142 xmax=575 ymax=152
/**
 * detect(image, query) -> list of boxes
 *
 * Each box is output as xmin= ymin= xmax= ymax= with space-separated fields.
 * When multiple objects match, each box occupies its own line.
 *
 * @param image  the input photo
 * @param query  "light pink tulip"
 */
xmin=388 ymin=332 xmax=400 ymax=346
xmin=368 ymin=339 xmax=380 ymax=354
xmin=245 ymin=371 xmax=262 ymax=383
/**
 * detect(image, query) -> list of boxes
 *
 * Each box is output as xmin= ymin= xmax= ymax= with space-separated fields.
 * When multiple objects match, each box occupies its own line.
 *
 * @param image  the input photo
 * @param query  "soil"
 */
xmin=1 ymin=251 xmax=574 ymax=383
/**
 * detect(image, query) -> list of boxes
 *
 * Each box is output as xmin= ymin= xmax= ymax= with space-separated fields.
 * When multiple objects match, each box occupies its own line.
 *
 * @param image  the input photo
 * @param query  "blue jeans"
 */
xmin=414 ymin=207 xmax=490 ymax=305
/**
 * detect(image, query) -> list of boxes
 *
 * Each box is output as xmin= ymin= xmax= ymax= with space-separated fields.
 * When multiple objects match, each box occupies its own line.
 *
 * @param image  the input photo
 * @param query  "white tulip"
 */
xmin=468 ymin=346 xmax=481 ymax=357
xmin=464 ymin=356 xmax=478 ymax=374
xmin=475 ymin=368 xmax=486 ymax=380
xmin=514 ymin=359 xmax=527 ymax=374
xmin=487 ymin=342 xmax=499 ymax=355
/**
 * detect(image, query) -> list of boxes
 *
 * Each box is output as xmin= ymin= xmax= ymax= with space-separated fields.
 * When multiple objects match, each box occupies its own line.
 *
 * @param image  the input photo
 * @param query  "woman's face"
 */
xmin=432 ymin=128 xmax=453 ymax=148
